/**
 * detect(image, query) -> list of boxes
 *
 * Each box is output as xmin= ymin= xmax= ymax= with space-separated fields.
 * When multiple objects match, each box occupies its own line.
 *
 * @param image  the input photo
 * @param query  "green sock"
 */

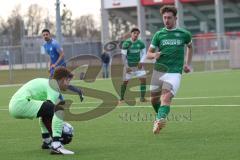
xmin=140 ymin=83 xmax=146 ymax=99
xmin=120 ymin=84 xmax=127 ymax=100
xmin=156 ymin=105 xmax=170 ymax=119
xmin=152 ymin=102 xmax=161 ymax=113
xmin=39 ymin=117 xmax=49 ymax=134
xmin=52 ymin=111 xmax=64 ymax=138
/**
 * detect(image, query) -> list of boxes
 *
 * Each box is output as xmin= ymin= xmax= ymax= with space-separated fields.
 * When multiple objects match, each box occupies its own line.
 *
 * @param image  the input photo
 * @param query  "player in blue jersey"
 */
xmin=42 ymin=29 xmax=66 ymax=76
xmin=42 ymin=29 xmax=83 ymax=102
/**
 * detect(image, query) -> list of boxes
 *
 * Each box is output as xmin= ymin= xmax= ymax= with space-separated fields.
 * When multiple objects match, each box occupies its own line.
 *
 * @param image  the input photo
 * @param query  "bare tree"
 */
xmin=0 ymin=18 xmax=10 ymax=45
xmin=43 ymin=11 xmax=55 ymax=34
xmin=0 ymin=17 xmax=8 ymax=35
xmin=74 ymin=15 xmax=100 ymax=41
xmin=26 ymin=4 xmax=44 ymax=36
xmin=61 ymin=8 xmax=73 ymax=37
xmin=0 ymin=5 xmax=24 ymax=45
xmin=109 ymin=14 xmax=133 ymax=40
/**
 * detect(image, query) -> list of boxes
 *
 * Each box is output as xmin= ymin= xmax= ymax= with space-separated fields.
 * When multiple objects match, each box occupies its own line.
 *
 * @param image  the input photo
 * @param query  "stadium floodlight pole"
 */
xmin=56 ymin=0 xmax=62 ymax=45
xmin=137 ymin=0 xmax=147 ymax=44
xmin=174 ymin=0 xmax=184 ymax=28
xmin=215 ymin=0 xmax=224 ymax=50
xmin=101 ymin=0 xmax=110 ymax=46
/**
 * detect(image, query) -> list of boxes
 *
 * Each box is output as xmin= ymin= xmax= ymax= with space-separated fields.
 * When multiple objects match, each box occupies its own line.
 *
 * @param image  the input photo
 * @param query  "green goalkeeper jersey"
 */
xmin=11 ymin=78 xmax=60 ymax=104
xmin=122 ymin=38 xmax=145 ymax=67
xmin=150 ymin=27 xmax=192 ymax=73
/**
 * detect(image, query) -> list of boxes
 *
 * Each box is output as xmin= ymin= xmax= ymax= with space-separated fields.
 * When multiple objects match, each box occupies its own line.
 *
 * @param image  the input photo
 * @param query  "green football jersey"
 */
xmin=150 ymin=27 xmax=192 ymax=73
xmin=11 ymin=78 xmax=60 ymax=104
xmin=122 ymin=38 xmax=145 ymax=67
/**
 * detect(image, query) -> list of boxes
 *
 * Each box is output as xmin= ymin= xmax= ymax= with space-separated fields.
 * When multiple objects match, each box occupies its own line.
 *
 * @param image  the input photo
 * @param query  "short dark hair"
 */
xmin=53 ymin=67 xmax=73 ymax=80
xmin=130 ymin=27 xmax=140 ymax=33
xmin=42 ymin=29 xmax=50 ymax=34
xmin=160 ymin=5 xmax=177 ymax=17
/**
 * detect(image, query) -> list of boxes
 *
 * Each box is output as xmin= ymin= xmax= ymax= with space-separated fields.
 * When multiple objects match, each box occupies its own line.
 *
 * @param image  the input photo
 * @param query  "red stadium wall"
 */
xmin=141 ymin=0 xmax=212 ymax=6
xmin=193 ymin=32 xmax=240 ymax=55
xmin=194 ymin=32 xmax=240 ymax=38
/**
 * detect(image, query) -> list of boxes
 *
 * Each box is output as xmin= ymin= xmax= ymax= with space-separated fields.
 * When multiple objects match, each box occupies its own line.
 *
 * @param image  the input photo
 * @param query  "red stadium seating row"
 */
xmin=141 ymin=0 xmax=212 ymax=6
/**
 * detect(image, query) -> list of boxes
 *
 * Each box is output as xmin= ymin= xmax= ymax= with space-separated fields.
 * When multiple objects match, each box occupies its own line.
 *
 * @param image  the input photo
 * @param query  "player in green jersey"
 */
xmin=120 ymin=27 xmax=147 ymax=103
xmin=147 ymin=6 xmax=193 ymax=134
xmin=9 ymin=67 xmax=75 ymax=154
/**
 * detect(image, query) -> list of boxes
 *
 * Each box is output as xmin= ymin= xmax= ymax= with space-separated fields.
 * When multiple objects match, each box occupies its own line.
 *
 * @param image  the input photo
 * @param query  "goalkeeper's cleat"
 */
xmin=152 ymin=118 xmax=166 ymax=134
xmin=41 ymin=137 xmax=52 ymax=149
xmin=41 ymin=141 xmax=51 ymax=149
xmin=50 ymin=142 xmax=74 ymax=155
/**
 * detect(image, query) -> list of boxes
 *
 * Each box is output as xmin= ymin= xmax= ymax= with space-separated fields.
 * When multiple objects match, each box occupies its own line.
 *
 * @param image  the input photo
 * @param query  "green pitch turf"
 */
xmin=0 ymin=70 xmax=240 ymax=160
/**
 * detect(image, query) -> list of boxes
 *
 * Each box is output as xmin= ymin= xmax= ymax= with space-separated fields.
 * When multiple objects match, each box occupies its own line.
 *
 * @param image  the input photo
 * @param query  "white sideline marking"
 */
xmin=1 ymin=95 xmax=240 ymax=106
xmin=0 ymin=84 xmax=23 ymax=87
xmin=0 ymin=78 xmax=110 ymax=88
xmin=1 ymin=104 xmax=240 ymax=111
xmin=5 ymin=95 xmax=240 ymax=104
xmin=175 ymin=95 xmax=240 ymax=100
xmin=72 ymin=94 xmax=240 ymax=104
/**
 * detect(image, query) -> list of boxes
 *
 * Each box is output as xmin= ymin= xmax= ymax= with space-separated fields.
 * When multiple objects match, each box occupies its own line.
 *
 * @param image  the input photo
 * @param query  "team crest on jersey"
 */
xmin=174 ymin=33 xmax=181 ymax=37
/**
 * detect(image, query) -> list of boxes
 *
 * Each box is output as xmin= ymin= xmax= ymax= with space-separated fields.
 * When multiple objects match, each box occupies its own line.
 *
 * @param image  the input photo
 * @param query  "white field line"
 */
xmin=1 ymin=84 xmax=240 ymax=109
xmin=1 ymin=95 xmax=240 ymax=109
xmin=0 ymin=84 xmax=23 ymax=87
xmin=174 ymin=95 xmax=240 ymax=100
xmin=2 ymin=94 xmax=240 ymax=107
xmin=5 ymin=94 xmax=240 ymax=103
xmin=1 ymin=83 xmax=240 ymax=100
xmin=63 ymin=94 xmax=240 ymax=104
xmin=68 ymin=95 xmax=240 ymax=103
xmin=0 ymin=80 xmax=94 ymax=88
xmin=0 ymin=78 xmax=112 ymax=88
xmin=0 ymin=69 xmax=237 ymax=88
xmin=1 ymin=104 xmax=240 ymax=111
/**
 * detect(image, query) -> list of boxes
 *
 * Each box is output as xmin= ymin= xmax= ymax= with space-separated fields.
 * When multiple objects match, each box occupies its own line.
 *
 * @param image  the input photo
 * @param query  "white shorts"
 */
xmin=123 ymin=67 xmax=146 ymax=81
xmin=150 ymin=70 xmax=181 ymax=96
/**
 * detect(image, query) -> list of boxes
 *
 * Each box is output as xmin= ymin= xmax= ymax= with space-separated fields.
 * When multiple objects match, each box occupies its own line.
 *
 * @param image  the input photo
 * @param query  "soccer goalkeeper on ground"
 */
xmin=9 ymin=67 xmax=75 ymax=155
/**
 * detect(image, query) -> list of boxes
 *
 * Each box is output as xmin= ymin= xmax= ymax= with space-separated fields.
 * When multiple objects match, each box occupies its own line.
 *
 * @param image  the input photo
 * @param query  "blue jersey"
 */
xmin=43 ymin=39 xmax=66 ymax=67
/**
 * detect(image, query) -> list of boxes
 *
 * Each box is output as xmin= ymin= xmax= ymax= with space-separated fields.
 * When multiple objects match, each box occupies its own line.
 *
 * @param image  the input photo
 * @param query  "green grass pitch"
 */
xmin=0 ymin=70 xmax=240 ymax=160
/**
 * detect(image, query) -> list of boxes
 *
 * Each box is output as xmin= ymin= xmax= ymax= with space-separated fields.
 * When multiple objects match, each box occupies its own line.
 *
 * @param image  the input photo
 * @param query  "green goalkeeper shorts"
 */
xmin=9 ymin=98 xmax=44 ymax=119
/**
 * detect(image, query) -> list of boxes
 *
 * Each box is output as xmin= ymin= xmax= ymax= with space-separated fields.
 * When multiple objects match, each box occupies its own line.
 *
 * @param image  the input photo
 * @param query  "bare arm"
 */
xmin=147 ymin=46 xmax=160 ymax=60
xmin=43 ymin=47 xmax=51 ymax=69
xmin=185 ymin=43 xmax=193 ymax=66
xmin=138 ymin=48 xmax=147 ymax=69
xmin=140 ymin=48 xmax=146 ymax=63
xmin=121 ymin=49 xmax=129 ymax=68
xmin=48 ymin=56 xmax=51 ymax=70
xmin=183 ymin=42 xmax=193 ymax=73
xmin=51 ymin=50 xmax=64 ymax=68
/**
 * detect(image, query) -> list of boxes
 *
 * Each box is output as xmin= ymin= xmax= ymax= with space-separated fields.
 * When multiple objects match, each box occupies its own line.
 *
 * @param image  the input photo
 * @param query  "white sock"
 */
xmin=51 ymin=141 xmax=62 ymax=149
